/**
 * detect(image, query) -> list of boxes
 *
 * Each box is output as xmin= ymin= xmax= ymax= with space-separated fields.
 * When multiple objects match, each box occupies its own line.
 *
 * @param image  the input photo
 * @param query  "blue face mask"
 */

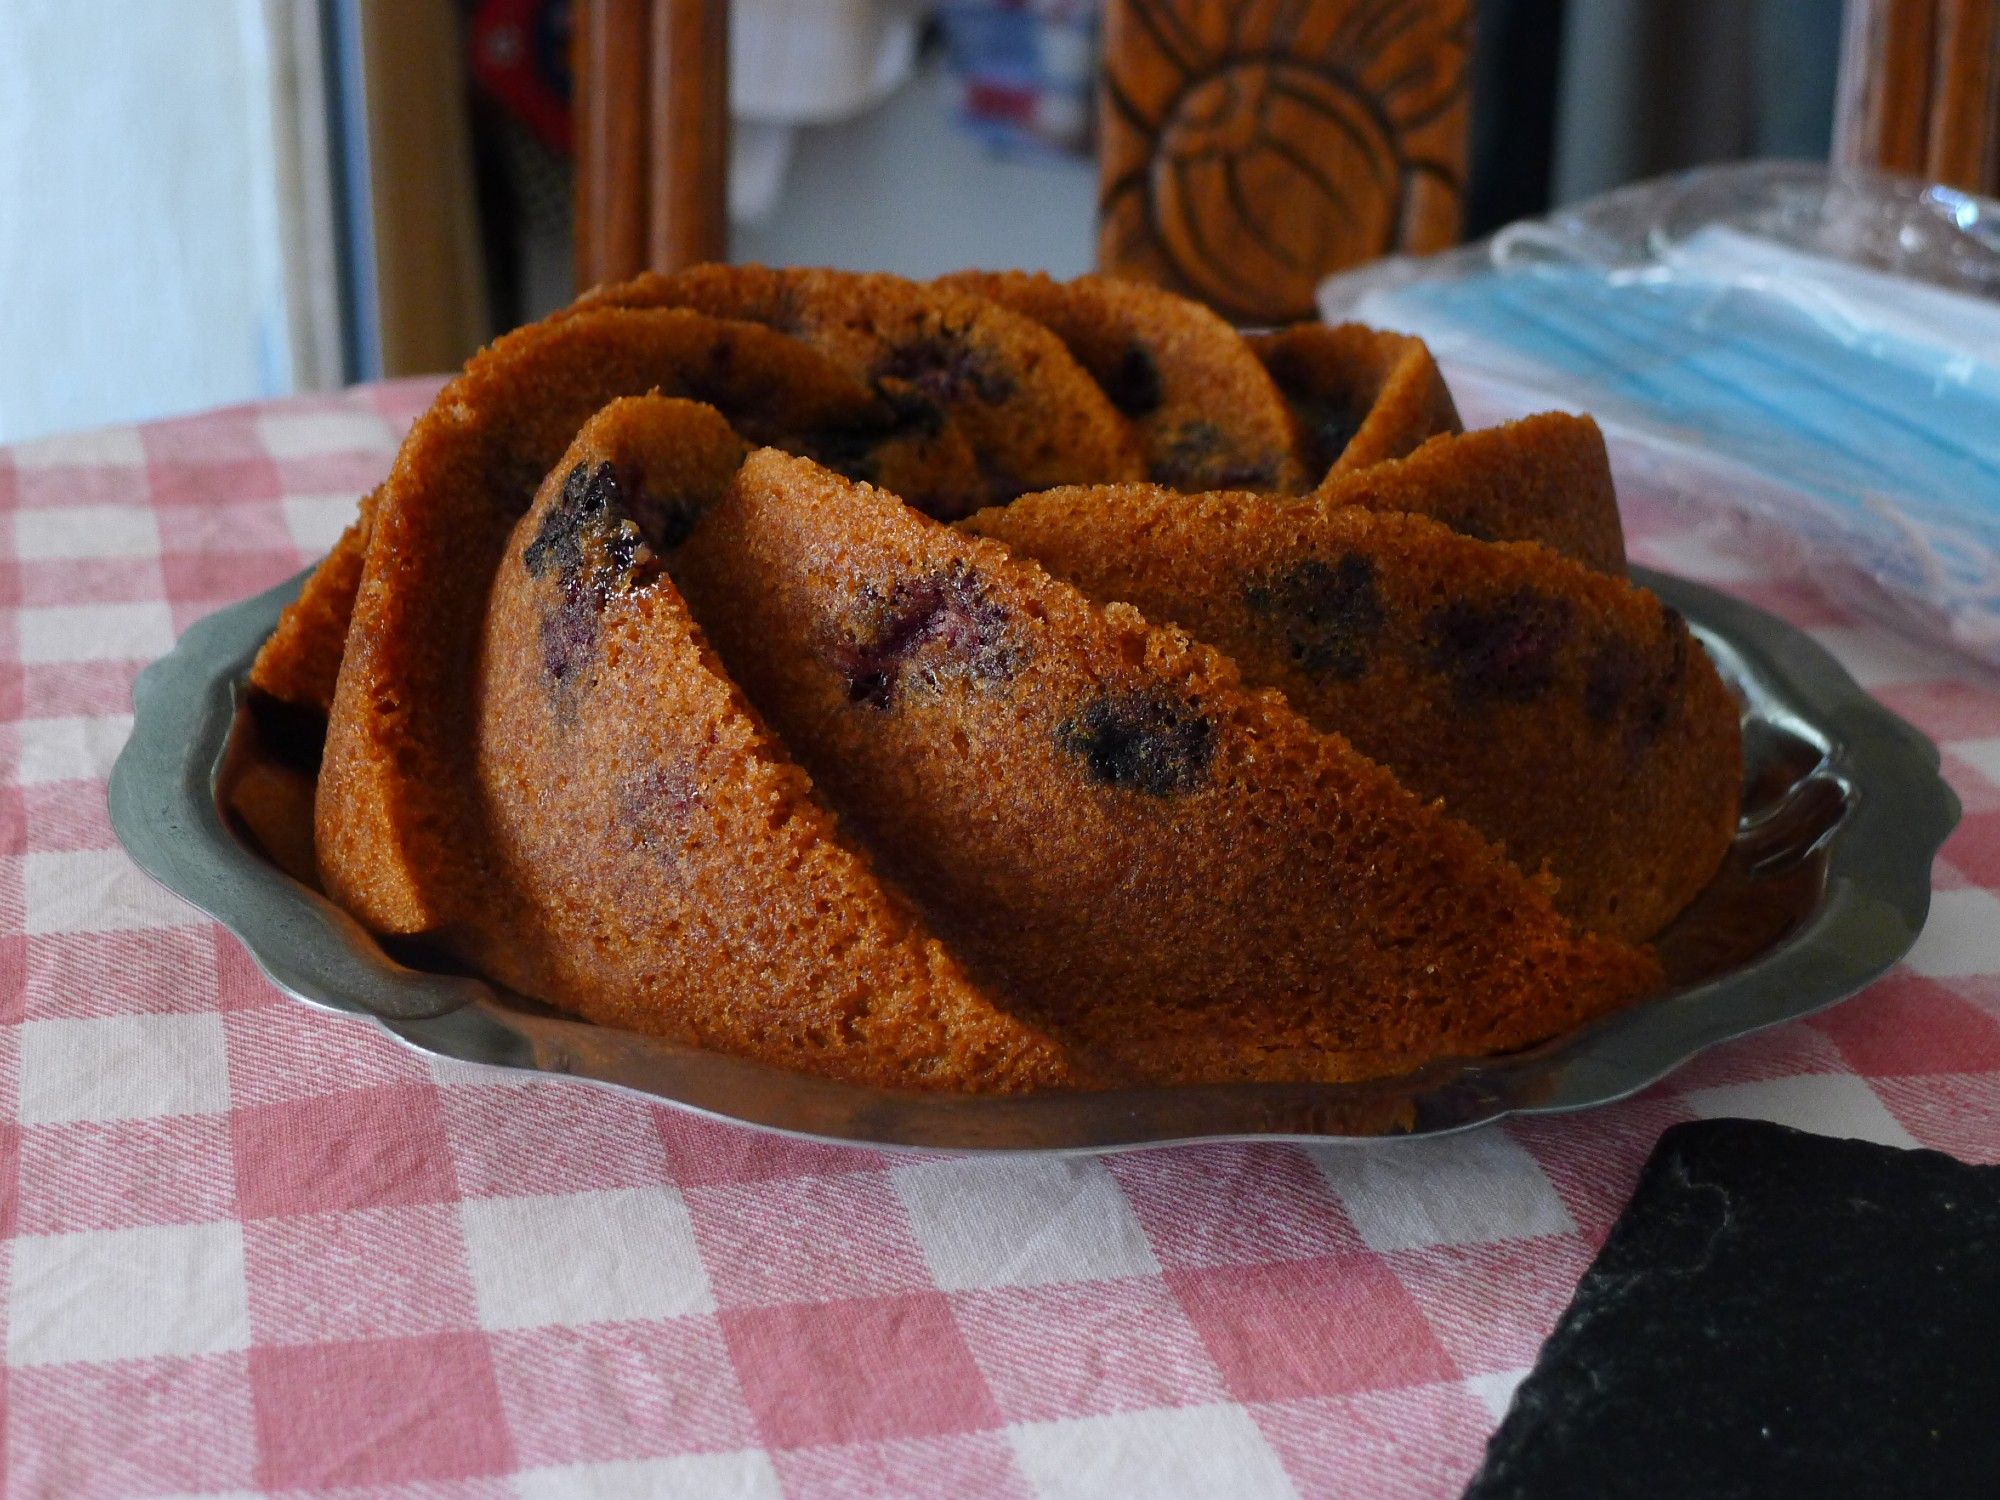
xmin=1326 ymin=167 xmax=2000 ymax=663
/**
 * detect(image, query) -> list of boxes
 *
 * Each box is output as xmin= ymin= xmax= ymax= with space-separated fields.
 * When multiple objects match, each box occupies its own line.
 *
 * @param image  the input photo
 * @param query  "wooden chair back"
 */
xmin=574 ymin=0 xmax=728 ymax=288
xmin=1835 ymin=0 xmax=2000 ymax=197
xmin=572 ymin=0 xmax=1473 ymax=324
xmin=573 ymin=0 xmax=1997 ymax=326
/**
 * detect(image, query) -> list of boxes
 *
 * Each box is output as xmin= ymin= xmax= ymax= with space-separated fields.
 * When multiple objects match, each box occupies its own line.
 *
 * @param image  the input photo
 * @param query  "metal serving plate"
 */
xmin=109 ymin=567 xmax=1958 ymax=1151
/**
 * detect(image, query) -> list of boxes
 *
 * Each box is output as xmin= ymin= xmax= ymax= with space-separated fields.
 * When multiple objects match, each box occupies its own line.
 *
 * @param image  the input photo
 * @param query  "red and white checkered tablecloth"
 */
xmin=3 ymin=376 xmax=1998 ymax=1500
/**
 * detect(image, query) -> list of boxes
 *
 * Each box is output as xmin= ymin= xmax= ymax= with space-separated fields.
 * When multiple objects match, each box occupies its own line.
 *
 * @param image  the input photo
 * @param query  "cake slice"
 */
xmin=1309 ymin=412 xmax=1627 ymax=574
xmin=463 ymin=398 xmax=1074 ymax=1090
xmin=964 ymin=484 xmax=1740 ymax=941
xmin=1252 ymin=322 xmax=1462 ymax=477
xmin=670 ymin=449 xmax=1661 ymax=1085
xmin=936 ymin=269 xmax=1304 ymax=491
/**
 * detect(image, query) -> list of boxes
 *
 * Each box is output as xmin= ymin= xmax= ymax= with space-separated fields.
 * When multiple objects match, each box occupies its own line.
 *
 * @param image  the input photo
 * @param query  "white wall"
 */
xmin=732 ymin=61 xmax=1098 ymax=283
xmin=0 ymin=0 xmax=292 ymax=442
xmin=519 ymin=59 xmax=1101 ymax=323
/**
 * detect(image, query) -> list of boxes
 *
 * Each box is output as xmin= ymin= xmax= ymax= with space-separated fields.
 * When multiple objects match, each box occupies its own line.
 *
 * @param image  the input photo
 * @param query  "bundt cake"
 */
xmin=247 ymin=264 xmax=1742 ymax=1097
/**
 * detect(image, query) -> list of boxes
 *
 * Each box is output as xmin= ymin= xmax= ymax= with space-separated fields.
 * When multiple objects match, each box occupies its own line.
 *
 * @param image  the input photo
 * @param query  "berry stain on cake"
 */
xmin=1100 ymin=343 xmax=1164 ymax=417
xmin=523 ymin=461 xmax=663 ymax=692
xmin=872 ymin=328 xmax=1016 ymax=407
xmin=524 ymin=462 xmax=623 ymax=583
xmin=1587 ymin=616 xmax=1695 ymax=758
xmin=616 ymin=761 xmax=701 ymax=856
xmin=1428 ymin=590 xmax=1573 ymax=703
xmin=1585 ymin=639 xmax=1642 ymax=725
xmin=834 ymin=563 xmax=1021 ymax=709
xmin=1057 ymin=690 xmax=1215 ymax=796
xmin=1244 ymin=554 xmax=1386 ymax=679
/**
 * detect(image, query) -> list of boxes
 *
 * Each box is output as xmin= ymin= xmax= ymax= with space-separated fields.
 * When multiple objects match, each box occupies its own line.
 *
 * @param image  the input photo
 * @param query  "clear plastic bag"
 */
xmin=1319 ymin=162 xmax=2000 ymax=669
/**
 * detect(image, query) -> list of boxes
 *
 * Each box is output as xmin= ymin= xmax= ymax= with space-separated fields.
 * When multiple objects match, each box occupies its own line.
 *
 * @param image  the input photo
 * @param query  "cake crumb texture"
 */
xmin=249 ymin=265 xmax=1740 ymax=1096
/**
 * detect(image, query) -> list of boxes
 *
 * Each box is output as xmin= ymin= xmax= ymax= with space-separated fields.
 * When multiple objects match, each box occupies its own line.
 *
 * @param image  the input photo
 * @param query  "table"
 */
xmin=3 ymin=377 xmax=1996 ymax=1499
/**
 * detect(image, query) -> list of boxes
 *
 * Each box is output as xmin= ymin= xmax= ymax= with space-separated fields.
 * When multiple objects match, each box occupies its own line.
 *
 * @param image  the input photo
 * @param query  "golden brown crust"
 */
xmin=318 ymin=305 xmax=897 ymax=933
xmin=463 ymin=397 xmax=1076 ymax=1091
xmin=248 ymin=489 xmax=379 ymax=717
xmin=284 ymin=264 xmax=1739 ymax=1093
xmin=964 ymin=484 xmax=1737 ymax=941
xmin=936 ymin=270 xmax=1304 ymax=491
xmin=574 ymin=264 xmax=1145 ymax=514
xmin=1313 ymin=412 xmax=1626 ymax=574
xmin=672 ymin=450 xmax=1661 ymax=1084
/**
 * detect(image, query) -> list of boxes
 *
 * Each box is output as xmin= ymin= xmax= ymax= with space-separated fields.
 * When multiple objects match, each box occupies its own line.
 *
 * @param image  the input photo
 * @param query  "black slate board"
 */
xmin=1464 ymin=1118 xmax=2000 ymax=1500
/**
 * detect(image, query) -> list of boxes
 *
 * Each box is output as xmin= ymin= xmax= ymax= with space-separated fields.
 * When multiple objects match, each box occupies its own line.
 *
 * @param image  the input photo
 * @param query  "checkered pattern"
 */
xmin=3 ymin=377 xmax=1998 ymax=1500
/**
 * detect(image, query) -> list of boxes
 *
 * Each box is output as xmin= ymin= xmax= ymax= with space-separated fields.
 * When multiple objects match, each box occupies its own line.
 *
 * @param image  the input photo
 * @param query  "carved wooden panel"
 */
xmin=1096 ymin=0 xmax=1471 ymax=325
xmin=575 ymin=0 xmax=653 ymax=287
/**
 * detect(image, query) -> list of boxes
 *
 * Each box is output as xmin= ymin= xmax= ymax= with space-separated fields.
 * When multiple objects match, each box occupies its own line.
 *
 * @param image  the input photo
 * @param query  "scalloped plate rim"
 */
xmin=106 ymin=566 xmax=1960 ymax=1153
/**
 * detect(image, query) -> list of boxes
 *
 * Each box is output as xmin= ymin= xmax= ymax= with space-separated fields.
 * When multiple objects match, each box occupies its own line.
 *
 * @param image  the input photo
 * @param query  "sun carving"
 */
xmin=1098 ymin=0 xmax=1471 ymax=325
